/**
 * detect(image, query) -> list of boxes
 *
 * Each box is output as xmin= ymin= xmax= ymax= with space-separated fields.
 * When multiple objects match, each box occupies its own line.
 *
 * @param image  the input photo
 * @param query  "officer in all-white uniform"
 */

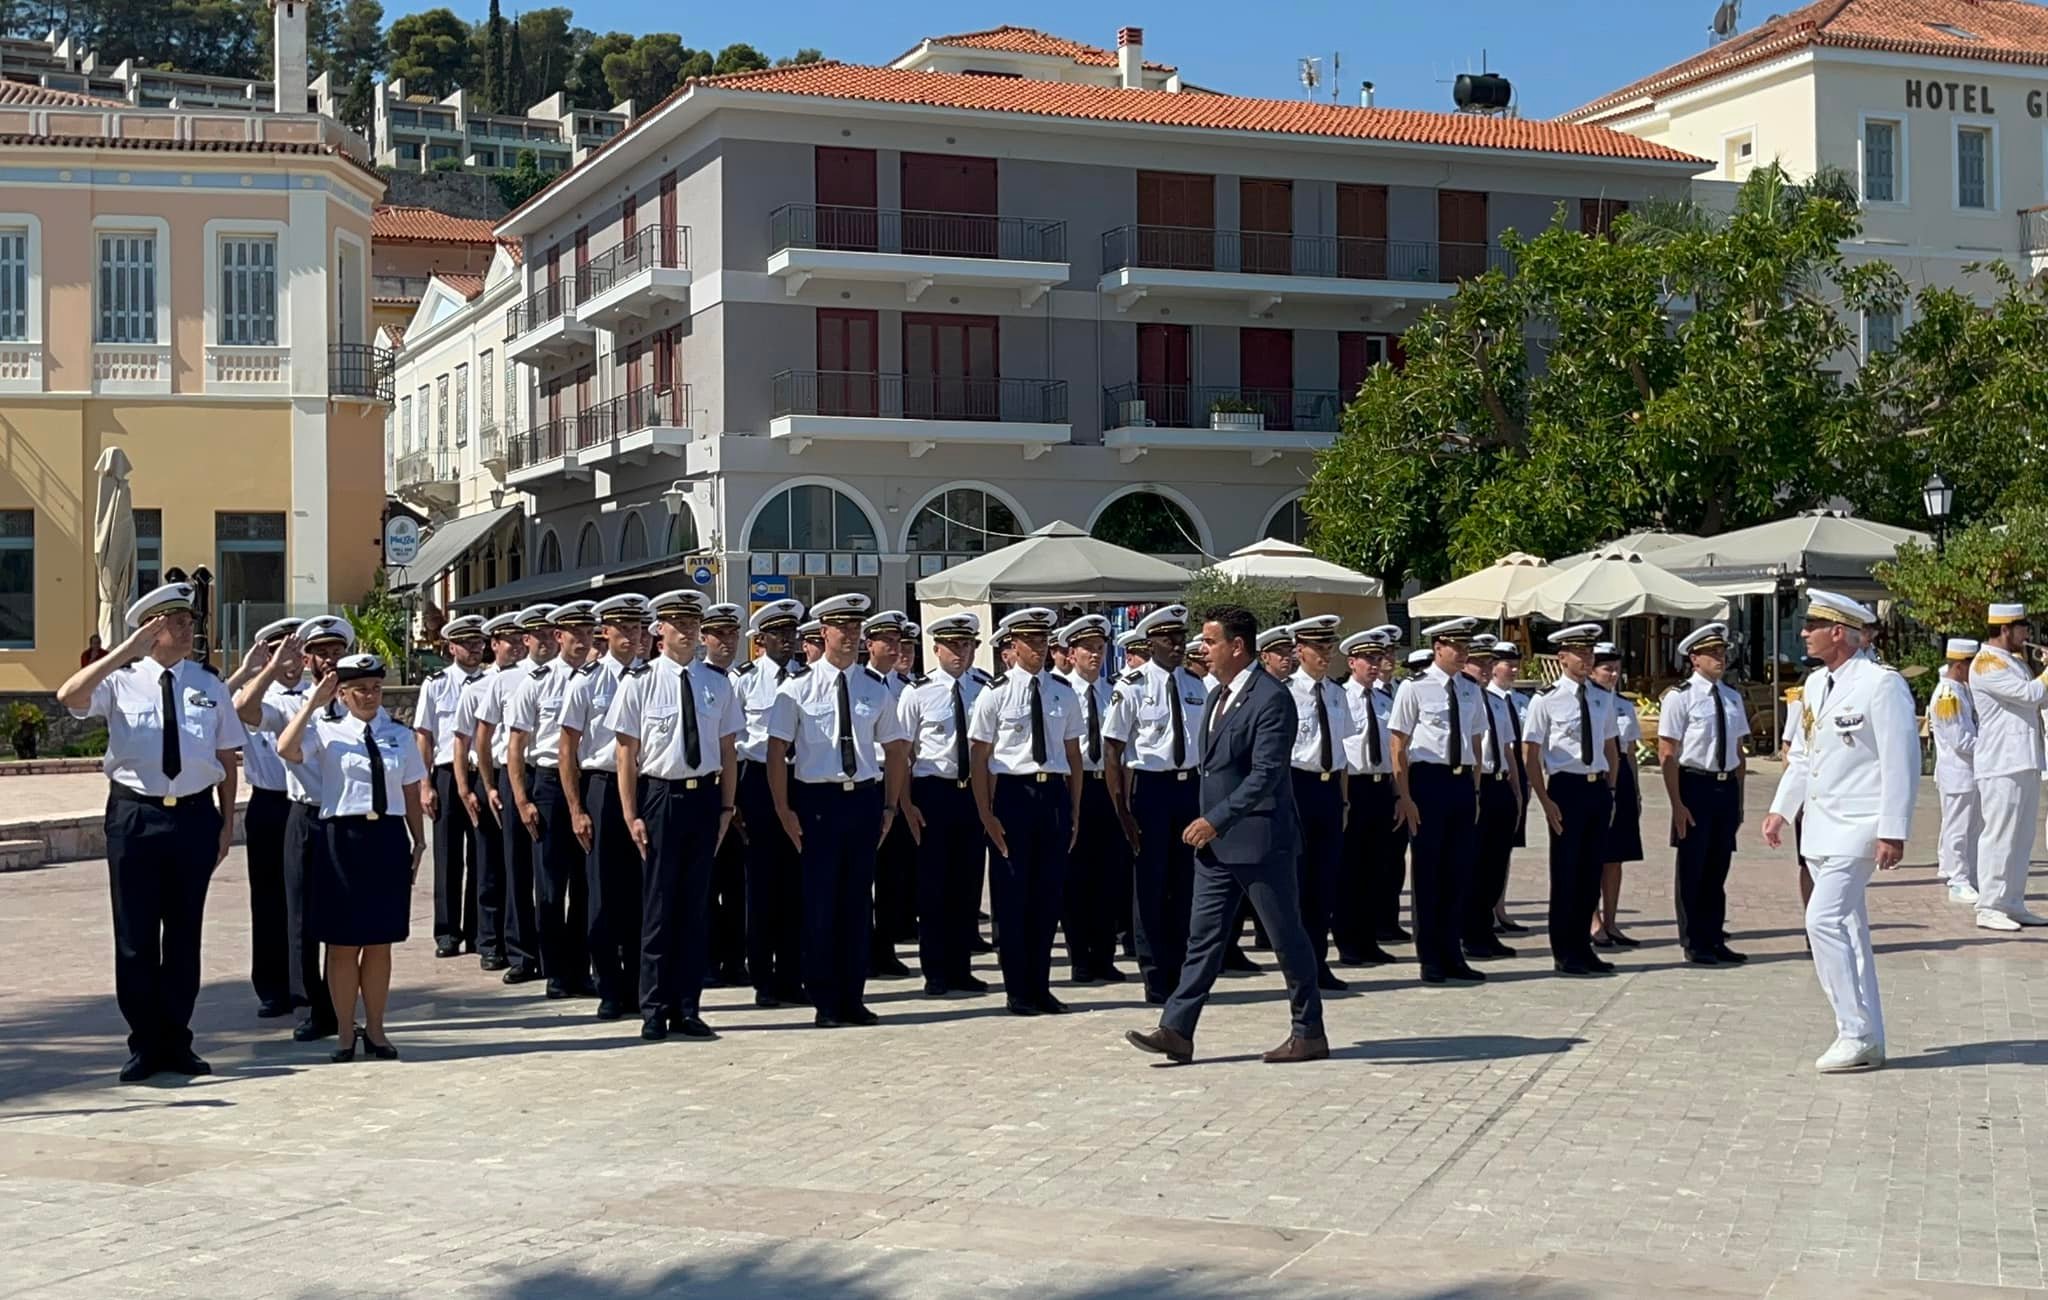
xmin=611 ymin=589 xmax=744 ymax=1041
xmin=970 ymin=607 xmax=1085 ymax=1016
xmin=239 ymin=616 xmax=303 ymax=1017
xmin=898 ymin=613 xmax=994 ymax=996
xmin=1519 ymin=623 xmax=1622 ymax=977
xmin=1968 ymin=603 xmax=2048 ymax=931
xmin=559 ymin=593 xmax=650 ymax=1021
xmin=411 ymin=614 xmax=488 ymax=960
xmin=452 ymin=612 xmax=526 ymax=973
xmin=506 ymin=599 xmax=600 ymax=999
xmin=1656 ymin=622 xmax=1751 ymax=965
xmin=1460 ymin=633 xmax=1522 ymax=962
xmin=1281 ymin=615 xmax=1354 ymax=990
xmin=1929 ymin=637 xmax=1982 ymax=907
xmin=767 ymin=593 xmax=911 ymax=1027
xmin=732 ymin=598 xmax=807 ymax=1007
xmin=1053 ymin=614 xmax=1125 ymax=985
xmin=862 ymin=608 xmax=918 ymax=980
xmin=1763 ymin=591 xmax=1920 ymax=1073
xmin=58 ymin=582 xmax=247 ymax=1082
xmin=1336 ymin=628 xmax=1401 ymax=965
xmin=472 ymin=604 xmax=556 ymax=983
xmin=1388 ymin=617 xmax=1488 ymax=985
xmin=1103 ymin=604 xmax=1211 ymax=1004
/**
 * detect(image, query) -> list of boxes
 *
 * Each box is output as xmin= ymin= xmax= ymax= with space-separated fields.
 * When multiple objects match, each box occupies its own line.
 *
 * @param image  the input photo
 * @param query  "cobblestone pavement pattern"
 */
xmin=4 ymin=770 xmax=2048 ymax=1299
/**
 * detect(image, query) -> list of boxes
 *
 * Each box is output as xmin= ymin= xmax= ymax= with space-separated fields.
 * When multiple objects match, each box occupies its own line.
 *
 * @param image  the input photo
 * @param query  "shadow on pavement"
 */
xmin=1887 ymin=1040 xmax=2048 ymax=1070
xmin=1336 ymin=1034 xmax=1584 ymax=1063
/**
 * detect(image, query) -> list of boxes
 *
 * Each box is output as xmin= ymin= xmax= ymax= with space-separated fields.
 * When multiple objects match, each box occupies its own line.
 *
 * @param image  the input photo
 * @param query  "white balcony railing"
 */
xmin=0 ymin=341 xmax=43 ymax=393
xmin=206 ymin=344 xmax=291 ymax=393
xmin=93 ymin=344 xmax=172 ymax=394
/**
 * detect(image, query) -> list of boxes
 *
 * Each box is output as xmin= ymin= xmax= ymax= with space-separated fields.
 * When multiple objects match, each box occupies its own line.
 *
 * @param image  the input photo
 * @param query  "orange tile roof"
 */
xmin=437 ymin=273 xmax=485 ymax=301
xmin=373 ymin=205 xmax=502 ymax=245
xmin=382 ymin=322 xmax=407 ymax=347
xmin=0 ymin=78 xmax=124 ymax=107
xmin=500 ymin=239 xmax=524 ymax=265
xmin=1567 ymin=0 xmax=2048 ymax=122
xmin=698 ymin=62 xmax=1704 ymax=162
xmin=902 ymin=25 xmax=1175 ymax=73
xmin=0 ymin=130 xmax=381 ymax=177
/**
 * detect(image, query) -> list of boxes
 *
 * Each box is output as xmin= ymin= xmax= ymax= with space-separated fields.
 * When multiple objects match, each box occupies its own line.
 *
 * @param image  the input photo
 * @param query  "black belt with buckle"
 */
xmin=999 ymin=771 xmax=1058 ymax=784
xmin=111 ymin=785 xmax=200 ymax=809
xmin=1136 ymin=768 xmax=1192 ymax=782
xmin=1681 ymin=767 xmax=1732 ymax=782
xmin=812 ymin=778 xmax=881 ymax=792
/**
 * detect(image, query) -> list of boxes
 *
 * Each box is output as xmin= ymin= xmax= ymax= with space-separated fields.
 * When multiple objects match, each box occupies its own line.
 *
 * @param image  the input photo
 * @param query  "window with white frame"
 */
xmin=1957 ymin=125 xmax=1992 ymax=208
xmin=1865 ymin=309 xmax=1901 ymax=358
xmin=1863 ymin=119 xmax=1899 ymax=203
xmin=436 ymin=374 xmax=449 ymax=451
xmin=479 ymin=351 xmax=495 ymax=431
xmin=415 ymin=386 xmax=429 ymax=451
xmin=218 ymin=236 xmax=278 ymax=345
xmin=0 ymin=229 xmax=26 ymax=341
xmin=400 ymin=394 xmax=413 ymax=456
xmin=455 ymin=363 xmax=469 ymax=447
xmin=97 ymin=232 xmax=158 ymax=342
xmin=504 ymin=355 xmax=516 ymax=434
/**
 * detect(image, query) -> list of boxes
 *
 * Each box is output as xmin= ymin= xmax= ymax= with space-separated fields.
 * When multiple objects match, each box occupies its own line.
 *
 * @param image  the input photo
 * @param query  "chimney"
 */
xmin=1117 ymin=26 xmax=1144 ymax=90
xmin=1360 ymin=81 xmax=1375 ymax=108
xmin=271 ymin=0 xmax=308 ymax=114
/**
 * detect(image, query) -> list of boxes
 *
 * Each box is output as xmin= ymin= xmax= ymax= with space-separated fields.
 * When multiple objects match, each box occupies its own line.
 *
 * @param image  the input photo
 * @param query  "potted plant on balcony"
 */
xmin=7 ymin=700 xmax=46 ymax=760
xmin=1209 ymin=395 xmax=1265 ymax=433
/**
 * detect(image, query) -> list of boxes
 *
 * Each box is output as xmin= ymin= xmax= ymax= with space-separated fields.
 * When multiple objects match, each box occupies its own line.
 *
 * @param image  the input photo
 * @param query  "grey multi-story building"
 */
xmin=0 ymin=26 xmax=321 ymax=113
xmin=375 ymin=83 xmax=631 ymax=174
xmin=470 ymin=24 xmax=1708 ymax=619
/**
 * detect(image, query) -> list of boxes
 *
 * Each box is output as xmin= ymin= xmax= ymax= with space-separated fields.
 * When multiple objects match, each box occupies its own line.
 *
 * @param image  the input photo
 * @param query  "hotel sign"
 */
xmin=1905 ymin=78 xmax=2048 ymax=118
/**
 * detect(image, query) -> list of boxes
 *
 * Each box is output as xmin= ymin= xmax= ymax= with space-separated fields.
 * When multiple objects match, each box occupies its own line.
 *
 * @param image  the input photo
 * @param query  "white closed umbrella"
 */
xmin=1208 ymin=539 xmax=1384 ymax=598
xmin=93 ymin=447 xmax=135 ymax=647
xmin=1408 ymin=552 xmax=1552 ymax=621
xmin=1553 ymin=531 xmax=1699 ymax=568
xmin=1508 ymin=548 xmax=1729 ymax=621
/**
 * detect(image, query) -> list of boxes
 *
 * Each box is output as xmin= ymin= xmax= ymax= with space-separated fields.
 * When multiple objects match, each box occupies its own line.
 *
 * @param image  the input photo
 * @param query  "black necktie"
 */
xmin=159 ymin=668 xmax=182 ymax=781
xmin=1578 ymin=685 xmax=1594 ymax=767
xmin=1313 ymin=682 xmax=1332 ymax=771
xmin=951 ymin=679 xmax=969 ymax=776
xmin=1208 ymin=682 xmax=1232 ymax=736
xmin=1365 ymin=684 xmax=1384 ymax=767
xmin=1086 ymin=678 xmax=1102 ymax=763
xmin=1506 ymin=690 xmax=1523 ymax=746
xmin=1029 ymin=675 xmax=1047 ymax=765
xmin=1486 ymin=694 xmax=1504 ymax=774
xmin=1711 ymin=682 xmax=1728 ymax=772
xmin=364 ymin=720 xmax=388 ymax=815
xmin=1169 ymin=673 xmax=1188 ymax=768
xmin=1445 ymin=677 xmax=1463 ymax=769
xmin=679 ymin=665 xmax=702 ymax=769
xmin=836 ymin=670 xmax=856 ymax=776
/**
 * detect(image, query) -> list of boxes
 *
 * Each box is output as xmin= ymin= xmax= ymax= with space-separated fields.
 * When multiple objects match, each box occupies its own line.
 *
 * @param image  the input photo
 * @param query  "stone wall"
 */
xmin=377 ymin=168 xmax=508 ymax=220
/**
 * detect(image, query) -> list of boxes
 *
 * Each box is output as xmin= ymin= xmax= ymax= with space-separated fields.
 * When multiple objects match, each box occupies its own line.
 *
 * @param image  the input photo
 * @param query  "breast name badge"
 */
xmin=1831 ymin=712 xmax=1864 ymax=746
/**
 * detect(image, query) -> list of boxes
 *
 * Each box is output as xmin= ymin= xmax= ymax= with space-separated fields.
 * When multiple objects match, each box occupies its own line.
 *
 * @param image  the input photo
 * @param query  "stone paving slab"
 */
xmin=3 ymin=771 xmax=2048 ymax=1298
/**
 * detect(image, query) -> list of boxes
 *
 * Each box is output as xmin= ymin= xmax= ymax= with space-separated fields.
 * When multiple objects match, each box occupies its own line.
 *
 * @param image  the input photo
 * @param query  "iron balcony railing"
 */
xmin=476 ymin=420 xmax=504 ymax=466
xmin=577 ymin=225 xmax=690 ymax=298
xmin=329 ymin=342 xmax=395 ymax=401
xmin=769 ymin=204 xmax=1067 ymax=263
xmin=574 ymin=384 xmax=691 ymax=447
xmin=1100 ymin=225 xmax=1511 ymax=284
xmin=506 ymin=280 xmax=574 ymax=337
xmin=2021 ymin=205 xmax=2048 ymax=253
xmin=508 ymin=415 xmax=575 ymax=471
xmin=773 ymin=370 xmax=1069 ymax=425
xmin=394 ymin=447 xmax=456 ymax=488
xmin=1103 ymin=383 xmax=1345 ymax=434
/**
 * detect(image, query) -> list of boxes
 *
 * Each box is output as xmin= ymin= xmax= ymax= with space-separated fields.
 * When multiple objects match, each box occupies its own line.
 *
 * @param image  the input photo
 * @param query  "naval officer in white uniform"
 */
xmin=1928 ymin=638 xmax=1981 ymax=908
xmin=1967 ymin=603 xmax=2048 ymax=931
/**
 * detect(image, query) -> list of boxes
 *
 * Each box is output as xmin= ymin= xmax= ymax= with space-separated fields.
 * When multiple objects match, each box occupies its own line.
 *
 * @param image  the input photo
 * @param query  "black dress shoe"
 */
xmin=1553 ymin=961 xmax=1596 ymax=976
xmin=1222 ymin=947 xmax=1261 ymax=975
xmin=118 ymin=1053 xmax=157 ymax=1083
xmin=565 ymin=979 xmax=599 ymax=998
xmin=1444 ymin=966 xmax=1487 ymax=983
xmin=1591 ymin=931 xmax=1617 ymax=950
xmin=1712 ymin=945 xmax=1748 ymax=964
xmin=502 ymin=964 xmax=542 ymax=985
xmin=1607 ymin=928 xmax=1641 ymax=949
xmin=1125 ymin=1025 xmax=1194 ymax=1063
xmin=361 ymin=1033 xmax=399 ymax=1061
xmin=923 ymin=979 xmax=951 ymax=996
xmin=331 ymin=1030 xmax=359 ymax=1064
xmin=671 ymin=1015 xmax=717 ymax=1040
xmin=872 ymin=956 xmax=914 ymax=979
xmin=1317 ymin=968 xmax=1349 ymax=992
xmin=479 ymin=955 xmax=509 ymax=972
xmin=1068 ymin=966 xmax=1097 ymax=986
xmin=293 ymin=1018 xmax=338 ymax=1042
xmin=812 ymin=1012 xmax=845 ymax=1028
xmin=1096 ymin=964 xmax=1128 ymax=983
xmin=640 ymin=1016 xmax=669 ymax=1041
xmin=1379 ymin=926 xmax=1413 ymax=944
xmin=545 ymin=983 xmax=571 ymax=1000
xmin=1006 ymin=997 xmax=1043 ymax=1016
xmin=1464 ymin=940 xmax=1516 ymax=961
xmin=595 ymin=1000 xmax=623 ymax=1021
xmin=1586 ymin=956 xmax=1617 ymax=973
xmin=1345 ymin=946 xmax=1399 ymax=966
xmin=1144 ymin=989 xmax=1168 ymax=1006
xmin=1684 ymin=950 xmax=1722 ymax=966
xmin=1496 ymin=917 xmax=1529 ymax=934
xmin=255 ymin=1002 xmax=293 ymax=1018
xmin=842 ymin=1005 xmax=879 ymax=1027
xmin=755 ymin=990 xmax=792 ymax=1008
xmin=1035 ymin=993 xmax=1071 ymax=1015
xmin=953 ymin=974 xmax=990 ymax=995
xmin=1419 ymin=969 xmax=1448 ymax=985
xmin=434 ymin=940 xmax=461 ymax=959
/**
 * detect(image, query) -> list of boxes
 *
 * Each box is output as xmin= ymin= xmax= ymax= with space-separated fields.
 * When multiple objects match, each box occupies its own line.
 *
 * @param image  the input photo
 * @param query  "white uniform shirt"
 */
xmin=1520 ymin=675 xmax=1621 ymax=776
xmin=299 ymin=707 xmax=428 ymax=818
xmin=735 ymin=653 xmax=801 ymax=765
xmin=871 ymin=669 xmax=910 ymax=764
xmin=240 ymin=675 xmax=305 ymax=792
xmin=1613 ymin=691 xmax=1643 ymax=751
xmin=970 ymin=667 xmax=1083 ymax=776
xmin=609 ymin=656 xmax=745 ymax=781
xmin=767 ymin=660 xmax=908 ymax=784
xmin=1286 ymin=668 xmax=1354 ymax=773
xmin=1102 ymin=661 xmax=1208 ymax=772
xmin=1657 ymin=672 xmax=1749 ymax=772
xmin=1928 ymin=675 xmax=1979 ymax=796
xmin=899 ymin=667 xmax=993 ymax=779
xmin=1769 ymin=656 xmax=1919 ymax=855
xmin=413 ymin=663 xmax=482 ymax=768
xmin=558 ymin=653 xmax=633 ymax=773
xmin=74 ymin=658 xmax=247 ymax=798
xmin=463 ymin=662 xmax=528 ymax=767
xmin=1343 ymin=678 xmax=1396 ymax=776
xmin=259 ymin=683 xmax=337 ymax=803
xmin=1057 ymin=668 xmax=1114 ymax=773
xmin=1967 ymin=644 xmax=2047 ymax=780
xmin=450 ymin=664 xmax=508 ymax=767
xmin=506 ymin=656 xmax=591 ymax=770
xmin=1387 ymin=663 xmax=1486 ymax=768
xmin=1473 ymin=678 xmax=1520 ymax=776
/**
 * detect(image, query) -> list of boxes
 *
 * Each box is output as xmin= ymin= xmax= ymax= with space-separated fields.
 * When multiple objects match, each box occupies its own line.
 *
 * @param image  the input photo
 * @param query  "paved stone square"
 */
xmin=4 ymin=769 xmax=2048 ymax=1299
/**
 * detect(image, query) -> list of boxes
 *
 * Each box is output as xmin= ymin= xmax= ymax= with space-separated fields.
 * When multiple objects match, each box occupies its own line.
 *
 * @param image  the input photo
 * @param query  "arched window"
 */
xmin=666 ymin=509 xmax=700 ymax=555
xmin=748 ymin=483 xmax=878 ymax=552
xmin=1263 ymin=497 xmax=1310 ymax=547
xmin=619 ymin=512 xmax=649 ymax=563
xmin=1092 ymin=491 xmax=1200 ymax=556
xmin=907 ymin=487 xmax=1021 ymax=557
xmin=576 ymin=522 xmax=604 ymax=568
xmin=536 ymin=530 xmax=561 ymax=574
xmin=506 ymin=538 xmax=523 ymax=582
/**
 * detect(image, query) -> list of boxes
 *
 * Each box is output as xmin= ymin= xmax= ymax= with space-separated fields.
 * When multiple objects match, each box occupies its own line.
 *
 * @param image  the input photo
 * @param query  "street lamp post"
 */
xmin=1922 ymin=472 xmax=1953 ymax=555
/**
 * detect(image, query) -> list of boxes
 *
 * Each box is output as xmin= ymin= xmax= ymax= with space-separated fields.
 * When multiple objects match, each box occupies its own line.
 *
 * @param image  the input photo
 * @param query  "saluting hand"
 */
xmin=238 ymin=639 xmax=273 ymax=677
xmin=119 ymin=615 xmax=167 ymax=664
xmin=310 ymin=671 xmax=341 ymax=707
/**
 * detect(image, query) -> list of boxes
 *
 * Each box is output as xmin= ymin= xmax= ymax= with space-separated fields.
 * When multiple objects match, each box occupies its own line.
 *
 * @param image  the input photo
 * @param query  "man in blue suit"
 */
xmin=1125 ymin=604 xmax=1328 ymax=1065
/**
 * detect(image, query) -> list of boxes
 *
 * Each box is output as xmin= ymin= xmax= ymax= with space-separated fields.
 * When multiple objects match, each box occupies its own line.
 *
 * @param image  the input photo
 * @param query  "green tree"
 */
xmin=1875 ymin=505 xmax=2048 ymax=639
xmin=514 ymin=6 xmax=574 ymax=103
xmin=346 ymin=570 xmax=409 ymax=672
xmin=338 ymin=64 xmax=375 ymax=133
xmin=479 ymin=0 xmax=504 ymax=111
xmin=711 ymin=41 xmax=768 ymax=74
xmin=601 ymin=31 xmax=687 ymax=106
xmin=492 ymin=147 xmax=552 ymax=208
xmin=328 ymin=0 xmax=385 ymax=81
xmin=1180 ymin=569 xmax=1295 ymax=631
xmin=774 ymin=47 xmax=824 ymax=67
xmin=387 ymin=6 xmax=470 ymax=97
xmin=1091 ymin=493 xmax=1203 ymax=557
xmin=568 ymin=27 xmax=631 ymax=106
xmin=503 ymin=11 xmax=524 ymax=106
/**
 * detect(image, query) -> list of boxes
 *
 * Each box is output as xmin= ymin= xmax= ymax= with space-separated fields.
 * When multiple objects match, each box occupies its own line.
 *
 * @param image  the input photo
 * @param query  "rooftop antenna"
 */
xmin=1709 ymin=0 xmax=1742 ymax=45
xmin=1330 ymin=50 xmax=1342 ymax=103
xmin=1298 ymin=56 xmax=1321 ymax=99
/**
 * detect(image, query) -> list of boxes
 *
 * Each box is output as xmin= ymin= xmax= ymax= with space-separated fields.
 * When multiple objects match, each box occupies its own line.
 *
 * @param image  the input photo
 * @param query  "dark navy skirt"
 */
xmin=314 ymin=814 xmax=414 ymax=945
xmin=1604 ymin=758 xmax=1644 ymax=864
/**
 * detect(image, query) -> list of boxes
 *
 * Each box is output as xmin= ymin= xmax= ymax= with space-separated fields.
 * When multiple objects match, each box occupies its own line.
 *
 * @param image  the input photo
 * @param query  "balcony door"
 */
xmin=659 ymin=173 xmax=679 ymax=264
xmin=1337 ymin=183 xmax=1388 ymax=279
xmin=817 ymin=308 xmax=877 ymax=416
xmin=1239 ymin=178 xmax=1292 ymax=276
xmin=1240 ymin=327 xmax=1294 ymax=430
xmin=901 ymin=153 xmax=997 ymax=256
xmin=1137 ymin=171 xmax=1214 ymax=270
xmin=815 ymin=146 xmax=877 ymax=251
xmin=904 ymin=313 xmax=997 ymax=420
xmin=1136 ymin=322 xmax=1190 ymax=427
xmin=1438 ymin=189 xmax=1489 ymax=282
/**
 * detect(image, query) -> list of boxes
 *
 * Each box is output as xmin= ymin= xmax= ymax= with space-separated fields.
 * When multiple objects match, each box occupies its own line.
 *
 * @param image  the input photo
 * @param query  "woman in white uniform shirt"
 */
xmin=278 ymin=654 xmax=428 ymax=1062
xmin=1591 ymin=644 xmax=1645 ymax=948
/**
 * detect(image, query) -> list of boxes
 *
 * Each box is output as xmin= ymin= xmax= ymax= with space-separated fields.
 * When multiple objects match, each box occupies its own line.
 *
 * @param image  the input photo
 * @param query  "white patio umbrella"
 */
xmin=1206 ymin=539 xmax=1387 ymax=627
xmin=1407 ymin=552 xmax=1552 ymax=621
xmin=1507 ymin=548 xmax=1729 ymax=621
xmin=1650 ymin=509 xmax=1929 ymax=591
xmin=1552 ymin=531 xmax=1699 ymax=568
xmin=92 ymin=447 xmax=135 ymax=647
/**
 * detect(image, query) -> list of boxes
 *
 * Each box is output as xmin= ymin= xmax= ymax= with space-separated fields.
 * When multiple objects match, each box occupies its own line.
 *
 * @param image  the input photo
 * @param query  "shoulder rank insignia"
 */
xmin=1973 ymin=651 xmax=2003 ymax=675
xmin=1121 ymin=668 xmax=1146 ymax=684
xmin=862 ymin=665 xmax=884 ymax=683
xmin=786 ymin=661 xmax=810 ymax=677
xmin=1932 ymin=692 xmax=1960 ymax=722
xmin=1784 ymin=686 xmax=1802 ymax=702
xmin=624 ymin=664 xmax=651 ymax=678
xmin=735 ymin=660 xmax=755 ymax=676
xmin=970 ymin=667 xmax=994 ymax=685
xmin=908 ymin=671 xmax=929 ymax=687
xmin=530 ymin=665 xmax=550 ymax=679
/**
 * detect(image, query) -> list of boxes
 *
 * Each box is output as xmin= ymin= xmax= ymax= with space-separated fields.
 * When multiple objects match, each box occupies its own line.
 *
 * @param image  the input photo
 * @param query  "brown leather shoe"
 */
xmin=1124 ymin=1025 xmax=1194 ymax=1064
xmin=1262 ymin=1034 xmax=1330 ymax=1064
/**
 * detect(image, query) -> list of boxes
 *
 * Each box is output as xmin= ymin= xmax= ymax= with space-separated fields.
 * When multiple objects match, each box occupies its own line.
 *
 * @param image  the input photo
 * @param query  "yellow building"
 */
xmin=0 ymin=3 xmax=389 ymax=691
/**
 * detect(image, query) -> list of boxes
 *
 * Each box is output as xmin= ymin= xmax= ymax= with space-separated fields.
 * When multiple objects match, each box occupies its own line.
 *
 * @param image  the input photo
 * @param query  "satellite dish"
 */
xmin=1710 ymin=0 xmax=1741 ymax=42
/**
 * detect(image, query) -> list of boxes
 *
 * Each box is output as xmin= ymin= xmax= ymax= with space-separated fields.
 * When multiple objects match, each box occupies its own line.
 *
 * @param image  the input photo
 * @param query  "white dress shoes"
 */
xmin=1815 ymin=1038 xmax=1885 ymax=1073
xmin=1948 ymin=882 xmax=1980 ymax=905
xmin=1976 ymin=909 xmax=2023 ymax=932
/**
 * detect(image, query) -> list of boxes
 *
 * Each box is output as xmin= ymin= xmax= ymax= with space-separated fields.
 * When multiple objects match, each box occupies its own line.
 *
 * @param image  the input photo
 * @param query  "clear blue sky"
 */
xmin=435 ymin=1 xmax=1733 ymax=119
